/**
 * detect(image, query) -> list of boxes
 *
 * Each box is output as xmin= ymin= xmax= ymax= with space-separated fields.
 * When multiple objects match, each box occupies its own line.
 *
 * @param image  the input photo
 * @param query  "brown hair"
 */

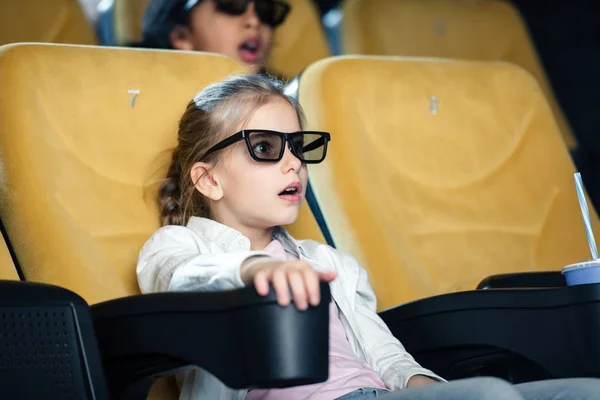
xmin=159 ymin=74 xmax=305 ymax=226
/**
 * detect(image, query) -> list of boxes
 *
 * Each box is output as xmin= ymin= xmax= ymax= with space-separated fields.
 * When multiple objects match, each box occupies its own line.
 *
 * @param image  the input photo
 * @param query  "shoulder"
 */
xmin=140 ymin=224 xmax=205 ymax=255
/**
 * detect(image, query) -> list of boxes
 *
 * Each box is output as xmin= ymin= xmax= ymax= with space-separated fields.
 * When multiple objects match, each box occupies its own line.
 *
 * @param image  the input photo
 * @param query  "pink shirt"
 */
xmin=245 ymin=240 xmax=388 ymax=400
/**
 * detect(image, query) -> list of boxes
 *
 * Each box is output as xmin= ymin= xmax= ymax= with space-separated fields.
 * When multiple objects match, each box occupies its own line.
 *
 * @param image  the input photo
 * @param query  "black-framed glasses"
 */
xmin=201 ymin=130 xmax=331 ymax=163
xmin=182 ymin=0 xmax=290 ymax=27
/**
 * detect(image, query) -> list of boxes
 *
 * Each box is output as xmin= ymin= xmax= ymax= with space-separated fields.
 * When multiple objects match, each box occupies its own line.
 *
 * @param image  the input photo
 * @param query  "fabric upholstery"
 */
xmin=114 ymin=0 xmax=149 ymax=45
xmin=340 ymin=0 xmax=576 ymax=149
xmin=294 ymin=55 xmax=599 ymax=311
xmin=0 ymin=234 xmax=18 ymax=280
xmin=267 ymin=0 xmax=331 ymax=78
xmin=0 ymin=43 xmax=244 ymax=305
xmin=0 ymin=0 xmax=96 ymax=46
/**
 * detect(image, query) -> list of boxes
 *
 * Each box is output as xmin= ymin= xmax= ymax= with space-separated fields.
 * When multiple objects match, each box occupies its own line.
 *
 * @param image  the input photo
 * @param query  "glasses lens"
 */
xmin=215 ymin=0 xmax=248 ymax=15
xmin=292 ymin=133 xmax=327 ymax=162
xmin=255 ymin=0 xmax=289 ymax=27
xmin=248 ymin=131 xmax=284 ymax=160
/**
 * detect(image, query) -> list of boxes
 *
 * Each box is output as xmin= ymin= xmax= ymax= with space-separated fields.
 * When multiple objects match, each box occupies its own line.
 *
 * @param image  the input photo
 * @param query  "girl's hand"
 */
xmin=240 ymin=257 xmax=336 ymax=310
xmin=407 ymin=375 xmax=438 ymax=388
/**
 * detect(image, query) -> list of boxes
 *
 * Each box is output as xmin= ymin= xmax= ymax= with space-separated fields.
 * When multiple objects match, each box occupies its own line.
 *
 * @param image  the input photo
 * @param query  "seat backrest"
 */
xmin=112 ymin=0 xmax=330 ymax=79
xmin=340 ymin=0 xmax=576 ymax=149
xmin=267 ymin=0 xmax=331 ymax=78
xmin=113 ymin=0 xmax=149 ymax=45
xmin=0 ymin=43 xmax=244 ymax=306
xmin=0 ymin=0 xmax=97 ymax=46
xmin=293 ymin=56 xmax=600 ymax=311
xmin=0 ymin=230 xmax=18 ymax=281
xmin=0 ymin=280 xmax=109 ymax=399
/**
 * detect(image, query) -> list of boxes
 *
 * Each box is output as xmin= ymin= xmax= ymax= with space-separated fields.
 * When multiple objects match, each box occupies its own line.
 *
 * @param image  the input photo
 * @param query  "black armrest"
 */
xmin=476 ymin=271 xmax=566 ymax=289
xmin=378 ymin=284 xmax=600 ymax=383
xmin=91 ymin=282 xmax=330 ymax=400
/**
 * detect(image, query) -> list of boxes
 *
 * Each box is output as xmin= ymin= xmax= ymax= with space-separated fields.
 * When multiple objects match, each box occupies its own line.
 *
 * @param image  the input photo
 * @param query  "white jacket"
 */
xmin=137 ymin=217 xmax=444 ymax=400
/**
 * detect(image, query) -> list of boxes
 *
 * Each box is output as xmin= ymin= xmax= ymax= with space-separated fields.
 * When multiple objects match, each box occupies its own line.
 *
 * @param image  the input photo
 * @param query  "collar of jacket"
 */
xmin=186 ymin=216 xmax=314 ymax=259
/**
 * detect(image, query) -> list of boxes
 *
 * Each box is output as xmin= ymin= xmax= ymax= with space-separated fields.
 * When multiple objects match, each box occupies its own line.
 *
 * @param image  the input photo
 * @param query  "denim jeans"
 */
xmin=335 ymin=387 xmax=392 ymax=399
xmin=335 ymin=377 xmax=600 ymax=400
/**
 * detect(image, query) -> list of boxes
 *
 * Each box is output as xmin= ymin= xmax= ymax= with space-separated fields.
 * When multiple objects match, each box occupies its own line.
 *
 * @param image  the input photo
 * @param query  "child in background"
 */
xmin=137 ymin=0 xmax=289 ymax=76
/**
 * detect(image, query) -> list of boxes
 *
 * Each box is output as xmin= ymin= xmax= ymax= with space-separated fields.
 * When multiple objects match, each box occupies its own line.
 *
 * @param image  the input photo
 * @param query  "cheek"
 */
xmin=221 ymin=148 xmax=263 ymax=190
xmin=300 ymin=164 xmax=308 ymax=176
xmin=299 ymin=165 xmax=309 ymax=185
xmin=228 ymin=169 xmax=273 ymax=204
xmin=191 ymin=17 xmax=238 ymax=53
xmin=191 ymin=27 xmax=222 ymax=52
xmin=262 ymin=28 xmax=273 ymax=50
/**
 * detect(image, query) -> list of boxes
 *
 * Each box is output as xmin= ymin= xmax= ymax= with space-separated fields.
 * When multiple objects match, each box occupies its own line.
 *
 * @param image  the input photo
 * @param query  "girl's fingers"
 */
xmin=303 ymin=269 xmax=321 ymax=306
xmin=318 ymin=271 xmax=337 ymax=282
xmin=272 ymin=267 xmax=290 ymax=307
xmin=250 ymin=261 xmax=336 ymax=308
xmin=253 ymin=269 xmax=271 ymax=296
xmin=288 ymin=269 xmax=308 ymax=310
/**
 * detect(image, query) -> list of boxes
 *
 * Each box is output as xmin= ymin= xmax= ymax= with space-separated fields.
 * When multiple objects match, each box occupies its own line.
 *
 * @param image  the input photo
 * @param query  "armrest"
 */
xmin=91 ymin=283 xmax=330 ymax=400
xmin=378 ymin=285 xmax=600 ymax=382
xmin=476 ymin=271 xmax=566 ymax=289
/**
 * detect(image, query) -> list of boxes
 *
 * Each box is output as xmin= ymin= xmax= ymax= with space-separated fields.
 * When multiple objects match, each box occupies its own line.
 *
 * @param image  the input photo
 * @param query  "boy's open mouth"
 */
xmin=239 ymin=38 xmax=261 ymax=63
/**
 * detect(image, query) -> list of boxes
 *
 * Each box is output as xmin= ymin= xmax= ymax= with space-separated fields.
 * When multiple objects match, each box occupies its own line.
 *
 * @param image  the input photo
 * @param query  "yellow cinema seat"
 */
xmin=291 ymin=55 xmax=599 ymax=311
xmin=0 ymin=0 xmax=96 ymax=46
xmin=267 ymin=0 xmax=331 ymax=78
xmin=340 ymin=0 xmax=576 ymax=149
xmin=113 ymin=0 xmax=149 ymax=45
xmin=0 ymin=232 xmax=18 ymax=281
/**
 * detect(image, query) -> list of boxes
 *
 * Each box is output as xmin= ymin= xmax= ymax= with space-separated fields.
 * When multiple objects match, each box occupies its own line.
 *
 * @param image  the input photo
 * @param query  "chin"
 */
xmin=273 ymin=211 xmax=300 ymax=228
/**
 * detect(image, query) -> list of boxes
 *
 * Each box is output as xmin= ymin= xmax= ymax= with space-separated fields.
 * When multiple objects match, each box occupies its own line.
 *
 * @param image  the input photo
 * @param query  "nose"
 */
xmin=281 ymin=142 xmax=302 ymax=173
xmin=243 ymin=2 xmax=261 ymax=29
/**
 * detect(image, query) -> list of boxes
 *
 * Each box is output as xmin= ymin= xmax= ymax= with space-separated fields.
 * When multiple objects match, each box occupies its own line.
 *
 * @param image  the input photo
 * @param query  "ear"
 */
xmin=190 ymin=162 xmax=224 ymax=201
xmin=169 ymin=25 xmax=195 ymax=51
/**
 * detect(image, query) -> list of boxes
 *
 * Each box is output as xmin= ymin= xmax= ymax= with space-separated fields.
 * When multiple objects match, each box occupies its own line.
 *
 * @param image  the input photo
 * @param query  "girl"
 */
xmin=137 ymin=74 xmax=600 ymax=400
xmin=138 ymin=0 xmax=289 ymax=75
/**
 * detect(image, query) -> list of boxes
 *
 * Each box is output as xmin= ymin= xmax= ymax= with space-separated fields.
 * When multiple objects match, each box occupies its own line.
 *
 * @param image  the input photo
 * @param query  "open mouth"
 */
xmin=278 ymin=182 xmax=302 ymax=202
xmin=279 ymin=187 xmax=298 ymax=196
xmin=238 ymin=38 xmax=261 ymax=63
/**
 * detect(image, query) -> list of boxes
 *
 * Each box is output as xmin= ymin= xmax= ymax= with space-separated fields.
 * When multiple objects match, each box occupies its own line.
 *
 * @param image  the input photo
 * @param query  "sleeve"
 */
xmin=348 ymin=254 xmax=447 ymax=390
xmin=137 ymin=226 xmax=272 ymax=294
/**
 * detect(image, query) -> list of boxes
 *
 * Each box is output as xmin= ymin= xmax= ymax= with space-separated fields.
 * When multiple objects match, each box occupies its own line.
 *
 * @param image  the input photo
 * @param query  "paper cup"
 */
xmin=562 ymin=259 xmax=600 ymax=286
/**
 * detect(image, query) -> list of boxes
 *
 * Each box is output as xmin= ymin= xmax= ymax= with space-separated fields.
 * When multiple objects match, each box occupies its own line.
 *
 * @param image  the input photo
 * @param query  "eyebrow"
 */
xmin=248 ymin=132 xmax=278 ymax=140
